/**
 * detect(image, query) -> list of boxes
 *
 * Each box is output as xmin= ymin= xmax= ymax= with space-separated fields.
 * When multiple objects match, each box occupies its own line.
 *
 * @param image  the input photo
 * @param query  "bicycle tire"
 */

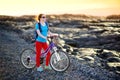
xmin=50 ymin=50 xmax=70 ymax=72
xmin=20 ymin=48 xmax=36 ymax=69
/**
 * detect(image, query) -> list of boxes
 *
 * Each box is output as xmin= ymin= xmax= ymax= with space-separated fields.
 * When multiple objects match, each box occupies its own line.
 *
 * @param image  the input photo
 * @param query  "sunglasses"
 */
xmin=41 ymin=16 xmax=46 ymax=18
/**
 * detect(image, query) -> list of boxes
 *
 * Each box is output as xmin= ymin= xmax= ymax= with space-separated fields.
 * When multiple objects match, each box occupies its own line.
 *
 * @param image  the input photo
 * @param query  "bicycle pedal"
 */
xmin=40 ymin=58 xmax=44 ymax=64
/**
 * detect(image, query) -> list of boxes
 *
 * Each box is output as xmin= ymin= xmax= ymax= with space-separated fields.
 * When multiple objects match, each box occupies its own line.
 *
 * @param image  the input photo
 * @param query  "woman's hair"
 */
xmin=38 ymin=14 xmax=44 ymax=21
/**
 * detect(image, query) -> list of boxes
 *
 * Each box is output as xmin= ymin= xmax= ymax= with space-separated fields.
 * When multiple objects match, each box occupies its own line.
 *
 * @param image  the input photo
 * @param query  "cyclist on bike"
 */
xmin=35 ymin=14 xmax=58 ymax=72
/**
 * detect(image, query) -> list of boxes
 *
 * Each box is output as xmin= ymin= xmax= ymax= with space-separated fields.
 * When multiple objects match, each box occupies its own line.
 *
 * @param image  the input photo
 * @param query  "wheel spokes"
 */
xmin=50 ymin=51 xmax=70 ymax=72
xmin=21 ymin=49 xmax=36 ymax=69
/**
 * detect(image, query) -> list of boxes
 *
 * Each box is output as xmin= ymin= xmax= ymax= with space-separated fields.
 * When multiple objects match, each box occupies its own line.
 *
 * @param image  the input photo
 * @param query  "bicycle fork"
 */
xmin=53 ymin=47 xmax=61 ymax=61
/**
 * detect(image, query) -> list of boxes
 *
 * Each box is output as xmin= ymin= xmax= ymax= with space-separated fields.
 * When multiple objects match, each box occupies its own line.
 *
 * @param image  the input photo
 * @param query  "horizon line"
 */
xmin=0 ymin=13 xmax=120 ymax=17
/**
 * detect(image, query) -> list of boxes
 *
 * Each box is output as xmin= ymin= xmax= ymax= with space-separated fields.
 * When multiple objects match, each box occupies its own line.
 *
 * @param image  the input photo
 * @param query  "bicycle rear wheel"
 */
xmin=20 ymin=48 xmax=36 ymax=69
xmin=50 ymin=50 xmax=70 ymax=72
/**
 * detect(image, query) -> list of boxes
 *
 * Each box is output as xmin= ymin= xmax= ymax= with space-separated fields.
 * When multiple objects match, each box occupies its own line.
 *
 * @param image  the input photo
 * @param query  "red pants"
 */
xmin=35 ymin=41 xmax=51 ymax=67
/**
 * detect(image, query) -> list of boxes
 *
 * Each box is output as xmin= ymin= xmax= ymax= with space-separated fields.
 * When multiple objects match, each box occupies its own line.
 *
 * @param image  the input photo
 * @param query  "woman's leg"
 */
xmin=36 ymin=41 xmax=42 ymax=67
xmin=42 ymin=42 xmax=51 ymax=66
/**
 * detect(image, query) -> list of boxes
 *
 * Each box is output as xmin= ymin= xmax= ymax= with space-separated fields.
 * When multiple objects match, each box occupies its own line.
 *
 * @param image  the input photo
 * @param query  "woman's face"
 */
xmin=40 ymin=14 xmax=46 ymax=22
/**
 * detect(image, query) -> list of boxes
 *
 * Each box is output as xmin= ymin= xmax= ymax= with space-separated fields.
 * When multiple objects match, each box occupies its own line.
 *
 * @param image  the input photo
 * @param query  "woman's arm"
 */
xmin=36 ymin=30 xmax=47 ymax=39
xmin=48 ymin=30 xmax=58 ymax=36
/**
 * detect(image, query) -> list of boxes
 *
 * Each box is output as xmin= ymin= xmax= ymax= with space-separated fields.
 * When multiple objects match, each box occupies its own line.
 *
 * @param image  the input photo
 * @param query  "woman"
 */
xmin=35 ymin=14 xmax=58 ymax=72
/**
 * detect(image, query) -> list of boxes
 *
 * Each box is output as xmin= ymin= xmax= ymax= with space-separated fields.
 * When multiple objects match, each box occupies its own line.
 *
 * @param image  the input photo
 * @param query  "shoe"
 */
xmin=45 ymin=65 xmax=52 ymax=70
xmin=37 ymin=66 xmax=43 ymax=72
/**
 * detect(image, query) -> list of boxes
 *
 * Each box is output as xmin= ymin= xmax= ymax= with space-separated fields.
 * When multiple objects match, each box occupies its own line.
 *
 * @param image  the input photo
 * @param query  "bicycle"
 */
xmin=20 ymin=36 xmax=70 ymax=72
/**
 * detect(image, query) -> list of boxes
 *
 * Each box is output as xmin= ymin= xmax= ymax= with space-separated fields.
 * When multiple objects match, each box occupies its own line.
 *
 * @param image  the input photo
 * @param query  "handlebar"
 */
xmin=47 ymin=34 xmax=59 ymax=39
xmin=47 ymin=35 xmax=59 ymax=43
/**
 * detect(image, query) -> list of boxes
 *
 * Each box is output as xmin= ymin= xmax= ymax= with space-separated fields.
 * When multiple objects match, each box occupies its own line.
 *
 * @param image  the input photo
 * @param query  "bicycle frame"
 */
xmin=41 ymin=41 xmax=56 ymax=58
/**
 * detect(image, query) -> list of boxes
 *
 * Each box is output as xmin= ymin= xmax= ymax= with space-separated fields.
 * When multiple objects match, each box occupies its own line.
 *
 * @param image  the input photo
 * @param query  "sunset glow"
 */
xmin=0 ymin=0 xmax=120 ymax=16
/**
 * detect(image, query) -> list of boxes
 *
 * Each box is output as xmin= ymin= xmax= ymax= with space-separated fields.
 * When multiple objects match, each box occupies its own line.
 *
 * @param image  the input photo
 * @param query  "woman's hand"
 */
xmin=51 ymin=33 xmax=58 ymax=37
xmin=48 ymin=33 xmax=58 ymax=37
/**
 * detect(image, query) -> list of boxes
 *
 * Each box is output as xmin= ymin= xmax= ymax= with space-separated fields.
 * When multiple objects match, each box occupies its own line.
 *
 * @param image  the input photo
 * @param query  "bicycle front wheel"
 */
xmin=20 ymin=48 xmax=36 ymax=69
xmin=50 ymin=50 xmax=70 ymax=72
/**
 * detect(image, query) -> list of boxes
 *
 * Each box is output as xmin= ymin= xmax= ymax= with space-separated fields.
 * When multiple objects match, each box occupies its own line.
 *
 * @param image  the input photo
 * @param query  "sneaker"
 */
xmin=45 ymin=65 xmax=52 ymax=70
xmin=37 ymin=66 xmax=43 ymax=72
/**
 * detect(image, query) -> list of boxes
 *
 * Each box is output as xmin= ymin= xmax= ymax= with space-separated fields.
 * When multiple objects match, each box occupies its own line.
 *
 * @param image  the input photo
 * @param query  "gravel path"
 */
xmin=0 ymin=30 xmax=120 ymax=80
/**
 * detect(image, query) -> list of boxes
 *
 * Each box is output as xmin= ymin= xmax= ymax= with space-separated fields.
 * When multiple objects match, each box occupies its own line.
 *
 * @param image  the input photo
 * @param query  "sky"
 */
xmin=0 ymin=0 xmax=120 ymax=16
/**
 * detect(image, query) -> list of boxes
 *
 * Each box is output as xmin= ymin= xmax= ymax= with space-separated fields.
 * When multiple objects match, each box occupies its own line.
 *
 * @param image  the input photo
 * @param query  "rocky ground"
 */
xmin=0 ymin=15 xmax=120 ymax=80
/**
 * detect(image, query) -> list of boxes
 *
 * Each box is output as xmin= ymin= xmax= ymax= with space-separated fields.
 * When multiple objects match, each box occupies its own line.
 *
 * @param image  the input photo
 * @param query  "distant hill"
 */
xmin=106 ymin=15 xmax=120 ymax=19
xmin=0 ymin=15 xmax=35 ymax=22
xmin=0 ymin=14 xmax=120 ymax=22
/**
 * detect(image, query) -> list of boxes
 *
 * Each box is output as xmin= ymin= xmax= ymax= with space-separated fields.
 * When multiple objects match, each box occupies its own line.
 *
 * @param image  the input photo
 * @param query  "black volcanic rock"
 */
xmin=0 ymin=15 xmax=120 ymax=79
